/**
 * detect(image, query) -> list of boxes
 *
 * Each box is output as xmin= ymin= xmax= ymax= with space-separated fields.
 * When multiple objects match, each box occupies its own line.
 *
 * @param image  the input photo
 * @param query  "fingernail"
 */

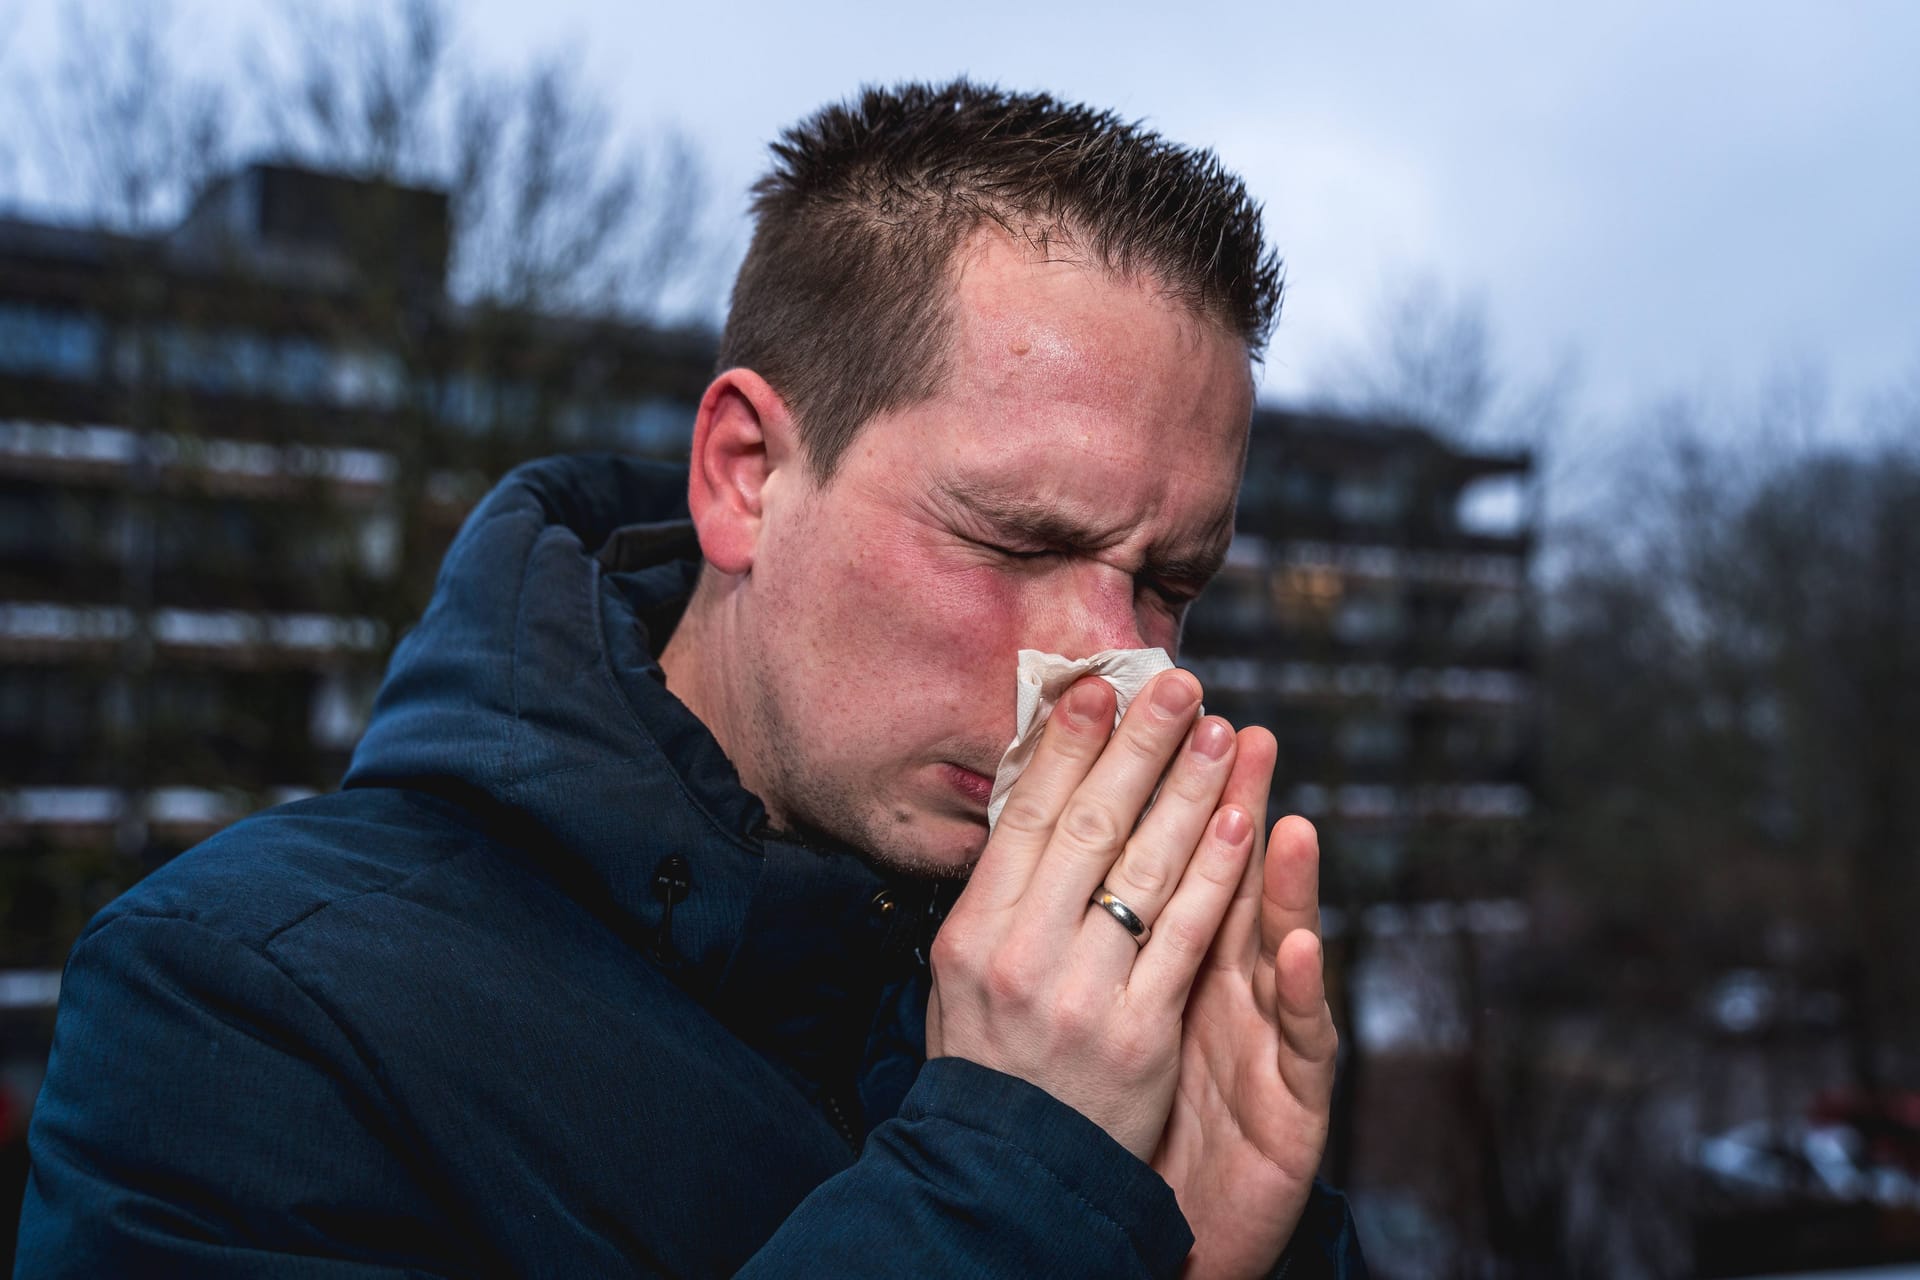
xmin=1191 ymin=718 xmax=1232 ymax=759
xmin=1151 ymin=672 xmax=1197 ymax=717
xmin=1217 ymin=806 xmax=1251 ymax=844
xmin=1064 ymin=681 xmax=1105 ymax=726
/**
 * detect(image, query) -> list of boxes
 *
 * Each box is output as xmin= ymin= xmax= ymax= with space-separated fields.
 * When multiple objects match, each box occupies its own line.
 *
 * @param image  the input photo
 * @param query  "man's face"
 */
xmin=739 ymin=230 xmax=1254 ymax=876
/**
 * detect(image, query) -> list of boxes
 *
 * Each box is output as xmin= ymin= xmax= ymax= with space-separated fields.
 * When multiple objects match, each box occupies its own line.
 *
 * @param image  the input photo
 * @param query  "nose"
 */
xmin=1027 ymin=561 xmax=1157 ymax=657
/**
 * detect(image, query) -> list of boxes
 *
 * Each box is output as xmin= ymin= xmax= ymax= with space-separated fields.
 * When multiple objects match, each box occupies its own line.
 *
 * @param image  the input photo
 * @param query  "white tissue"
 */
xmin=985 ymin=648 xmax=1180 ymax=831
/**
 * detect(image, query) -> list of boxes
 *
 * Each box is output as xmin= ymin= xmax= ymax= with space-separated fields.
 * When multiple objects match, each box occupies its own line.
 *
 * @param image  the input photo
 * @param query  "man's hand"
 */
xmin=927 ymin=670 xmax=1256 ymax=1158
xmin=1152 ymin=727 xmax=1339 ymax=1279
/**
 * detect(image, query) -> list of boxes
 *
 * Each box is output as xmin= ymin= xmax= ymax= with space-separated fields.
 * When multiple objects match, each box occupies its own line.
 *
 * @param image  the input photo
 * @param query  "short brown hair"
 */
xmin=717 ymin=79 xmax=1283 ymax=478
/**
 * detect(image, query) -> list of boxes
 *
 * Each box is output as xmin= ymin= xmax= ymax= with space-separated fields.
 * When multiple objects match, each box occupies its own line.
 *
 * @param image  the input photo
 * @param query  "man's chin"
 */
xmin=842 ymin=799 xmax=991 ymax=882
xmin=766 ymin=802 xmax=986 ymax=882
xmin=860 ymin=820 xmax=987 ymax=883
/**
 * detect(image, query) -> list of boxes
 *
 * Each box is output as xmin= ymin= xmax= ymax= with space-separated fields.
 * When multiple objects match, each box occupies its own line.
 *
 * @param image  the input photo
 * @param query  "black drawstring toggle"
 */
xmin=650 ymin=856 xmax=692 ymax=964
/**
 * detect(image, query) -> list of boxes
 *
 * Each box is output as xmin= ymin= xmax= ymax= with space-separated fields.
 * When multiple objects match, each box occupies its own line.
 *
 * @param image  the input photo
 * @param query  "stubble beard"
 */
xmin=743 ymin=665 xmax=977 ymax=883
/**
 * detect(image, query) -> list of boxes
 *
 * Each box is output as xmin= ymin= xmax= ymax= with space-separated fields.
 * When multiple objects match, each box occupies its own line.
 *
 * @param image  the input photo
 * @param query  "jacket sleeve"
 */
xmin=737 ymin=1056 xmax=1195 ymax=1279
xmin=738 ymin=1061 xmax=1370 ymax=1280
xmin=1271 ymin=1181 xmax=1369 ymax=1279
xmin=19 ymin=911 xmax=1365 ymax=1280
xmin=14 ymin=912 xmax=463 ymax=1279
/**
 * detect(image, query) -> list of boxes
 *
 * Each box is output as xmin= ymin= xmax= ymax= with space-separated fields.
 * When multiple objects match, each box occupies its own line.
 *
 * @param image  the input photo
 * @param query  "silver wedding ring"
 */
xmin=1090 ymin=886 xmax=1151 ymax=947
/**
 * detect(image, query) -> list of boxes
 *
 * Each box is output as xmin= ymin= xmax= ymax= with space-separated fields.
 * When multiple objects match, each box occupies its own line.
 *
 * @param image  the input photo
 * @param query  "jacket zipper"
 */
xmin=822 ymin=1091 xmax=859 ymax=1155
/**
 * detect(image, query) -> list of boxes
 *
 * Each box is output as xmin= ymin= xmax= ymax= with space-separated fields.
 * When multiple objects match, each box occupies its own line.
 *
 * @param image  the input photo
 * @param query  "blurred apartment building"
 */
xmin=1184 ymin=414 xmax=1536 ymax=904
xmin=0 ymin=162 xmax=713 ymax=893
xmin=0 ymin=160 xmax=1535 ymax=945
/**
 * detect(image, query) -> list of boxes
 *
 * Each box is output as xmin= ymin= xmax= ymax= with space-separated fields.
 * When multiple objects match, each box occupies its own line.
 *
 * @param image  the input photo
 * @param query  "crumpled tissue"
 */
xmin=986 ymin=647 xmax=1189 ymax=831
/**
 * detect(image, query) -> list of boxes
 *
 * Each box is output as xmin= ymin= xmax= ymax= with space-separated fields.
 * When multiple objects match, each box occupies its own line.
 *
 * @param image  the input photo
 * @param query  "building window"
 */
xmin=1332 ymin=474 xmax=1406 ymax=525
xmin=1337 ymin=715 xmax=1409 ymax=763
xmin=0 ymin=303 xmax=104 ymax=379
xmin=558 ymin=395 xmax=696 ymax=454
xmin=434 ymin=372 xmax=541 ymax=433
xmin=1454 ymin=473 xmax=1527 ymax=537
xmin=0 ymin=669 xmax=92 ymax=751
xmin=1273 ymin=565 xmax=1344 ymax=631
xmin=1333 ymin=590 xmax=1405 ymax=644
xmin=1277 ymin=467 xmax=1332 ymax=516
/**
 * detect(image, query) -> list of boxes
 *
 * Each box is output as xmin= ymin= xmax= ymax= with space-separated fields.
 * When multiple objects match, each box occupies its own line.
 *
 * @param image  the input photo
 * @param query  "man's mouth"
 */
xmin=940 ymin=762 xmax=995 ymax=808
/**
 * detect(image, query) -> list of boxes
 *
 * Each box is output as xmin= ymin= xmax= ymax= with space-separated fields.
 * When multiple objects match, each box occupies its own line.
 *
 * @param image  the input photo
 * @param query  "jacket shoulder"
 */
xmin=90 ymin=787 xmax=491 ymax=952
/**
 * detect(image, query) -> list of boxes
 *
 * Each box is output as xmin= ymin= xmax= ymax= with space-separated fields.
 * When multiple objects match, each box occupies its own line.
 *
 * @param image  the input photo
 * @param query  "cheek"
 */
xmin=846 ymin=539 xmax=1020 ymax=644
xmin=843 ymin=550 xmax=1029 ymax=717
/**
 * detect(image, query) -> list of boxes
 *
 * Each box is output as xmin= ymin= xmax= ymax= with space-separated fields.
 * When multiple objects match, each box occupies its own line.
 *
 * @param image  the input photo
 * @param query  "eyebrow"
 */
xmin=937 ymin=477 xmax=1233 ymax=587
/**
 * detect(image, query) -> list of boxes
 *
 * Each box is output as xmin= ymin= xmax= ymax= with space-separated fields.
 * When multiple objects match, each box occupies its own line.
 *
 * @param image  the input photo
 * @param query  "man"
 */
xmin=17 ymin=81 xmax=1364 ymax=1277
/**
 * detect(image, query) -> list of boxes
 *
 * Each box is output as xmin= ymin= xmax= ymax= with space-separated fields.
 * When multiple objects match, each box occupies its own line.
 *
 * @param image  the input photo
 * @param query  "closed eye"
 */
xmin=976 ymin=536 xmax=1199 ymax=605
xmin=1144 ymin=580 xmax=1201 ymax=609
xmin=1150 ymin=582 xmax=1200 ymax=605
xmin=975 ymin=538 xmax=1059 ymax=561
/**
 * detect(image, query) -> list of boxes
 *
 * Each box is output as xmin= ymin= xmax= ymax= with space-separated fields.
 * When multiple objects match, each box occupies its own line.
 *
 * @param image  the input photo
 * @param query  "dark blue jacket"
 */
xmin=16 ymin=455 xmax=1365 ymax=1277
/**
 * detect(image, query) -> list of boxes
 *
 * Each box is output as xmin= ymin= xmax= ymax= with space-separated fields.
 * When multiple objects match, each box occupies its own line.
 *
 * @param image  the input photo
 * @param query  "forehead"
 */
xmin=947 ymin=229 xmax=1239 ymax=400
xmin=879 ymin=230 xmax=1253 ymax=536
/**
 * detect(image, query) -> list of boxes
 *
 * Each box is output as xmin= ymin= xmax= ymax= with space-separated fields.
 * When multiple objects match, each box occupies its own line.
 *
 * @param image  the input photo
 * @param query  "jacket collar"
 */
xmin=347 ymin=455 xmax=946 ymax=1092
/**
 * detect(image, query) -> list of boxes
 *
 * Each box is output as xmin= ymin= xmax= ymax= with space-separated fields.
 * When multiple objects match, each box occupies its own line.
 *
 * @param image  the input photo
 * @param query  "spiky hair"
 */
xmin=718 ymin=79 xmax=1283 ymax=477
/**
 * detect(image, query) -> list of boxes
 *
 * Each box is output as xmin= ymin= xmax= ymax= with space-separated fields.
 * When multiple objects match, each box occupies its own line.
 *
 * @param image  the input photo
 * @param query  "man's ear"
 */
xmin=685 ymin=368 xmax=801 ymax=574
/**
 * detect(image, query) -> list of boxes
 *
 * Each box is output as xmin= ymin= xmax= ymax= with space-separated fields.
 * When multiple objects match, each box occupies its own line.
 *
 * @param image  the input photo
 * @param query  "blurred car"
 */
xmin=1696 ymin=1119 xmax=1917 ymax=1206
xmin=1693 ymin=1097 xmax=1920 ymax=1276
xmin=1696 ymin=1091 xmax=1920 ymax=1209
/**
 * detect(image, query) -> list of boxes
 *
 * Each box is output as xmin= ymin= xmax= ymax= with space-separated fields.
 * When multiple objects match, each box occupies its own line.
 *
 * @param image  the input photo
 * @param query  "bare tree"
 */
xmin=247 ymin=0 xmax=723 ymax=319
xmin=10 ymin=0 xmax=725 ymax=319
xmin=11 ymin=3 xmax=234 ymax=231
xmin=1533 ymin=370 xmax=1920 ymax=1273
xmin=1315 ymin=273 xmax=1577 ymax=455
xmin=1302 ymin=281 xmax=1916 ymax=1277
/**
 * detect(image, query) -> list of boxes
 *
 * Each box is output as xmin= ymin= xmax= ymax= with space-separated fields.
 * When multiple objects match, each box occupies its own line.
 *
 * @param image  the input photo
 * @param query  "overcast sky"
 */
xmin=8 ymin=0 xmax=1919 ymax=449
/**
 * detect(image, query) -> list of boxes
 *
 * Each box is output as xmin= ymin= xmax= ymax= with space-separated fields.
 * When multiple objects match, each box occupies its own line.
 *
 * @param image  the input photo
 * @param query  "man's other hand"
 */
xmin=1153 ymin=726 xmax=1339 ymax=1279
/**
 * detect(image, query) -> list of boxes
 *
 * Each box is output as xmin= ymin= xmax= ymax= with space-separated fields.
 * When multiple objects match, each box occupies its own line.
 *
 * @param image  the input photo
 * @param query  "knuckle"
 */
xmin=995 ymin=792 xmax=1055 ymax=837
xmin=1158 ymin=911 xmax=1213 ymax=960
xmin=929 ymin=916 xmax=992 ymax=977
xmin=1110 ymin=848 xmax=1173 ymax=903
xmin=1109 ymin=1030 xmax=1159 ymax=1079
xmin=928 ymin=928 xmax=972 ymax=979
xmin=982 ymin=950 xmax=1039 ymax=1005
xmin=1165 ymin=759 xmax=1227 ymax=805
xmin=1096 ymin=1008 xmax=1167 ymax=1077
xmin=1301 ymin=1021 xmax=1339 ymax=1065
xmin=1118 ymin=724 xmax=1171 ymax=766
xmin=1048 ymin=988 xmax=1099 ymax=1041
xmin=1058 ymin=798 xmax=1124 ymax=852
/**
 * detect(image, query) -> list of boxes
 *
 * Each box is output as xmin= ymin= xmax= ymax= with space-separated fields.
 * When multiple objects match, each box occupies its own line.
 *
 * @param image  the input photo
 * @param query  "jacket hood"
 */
xmin=345 ymin=454 xmax=940 ymax=1111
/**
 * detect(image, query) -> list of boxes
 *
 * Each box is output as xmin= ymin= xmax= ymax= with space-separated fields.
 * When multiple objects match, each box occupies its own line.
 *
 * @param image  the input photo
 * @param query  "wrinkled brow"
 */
xmin=936 ymin=476 xmax=1233 ymax=587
